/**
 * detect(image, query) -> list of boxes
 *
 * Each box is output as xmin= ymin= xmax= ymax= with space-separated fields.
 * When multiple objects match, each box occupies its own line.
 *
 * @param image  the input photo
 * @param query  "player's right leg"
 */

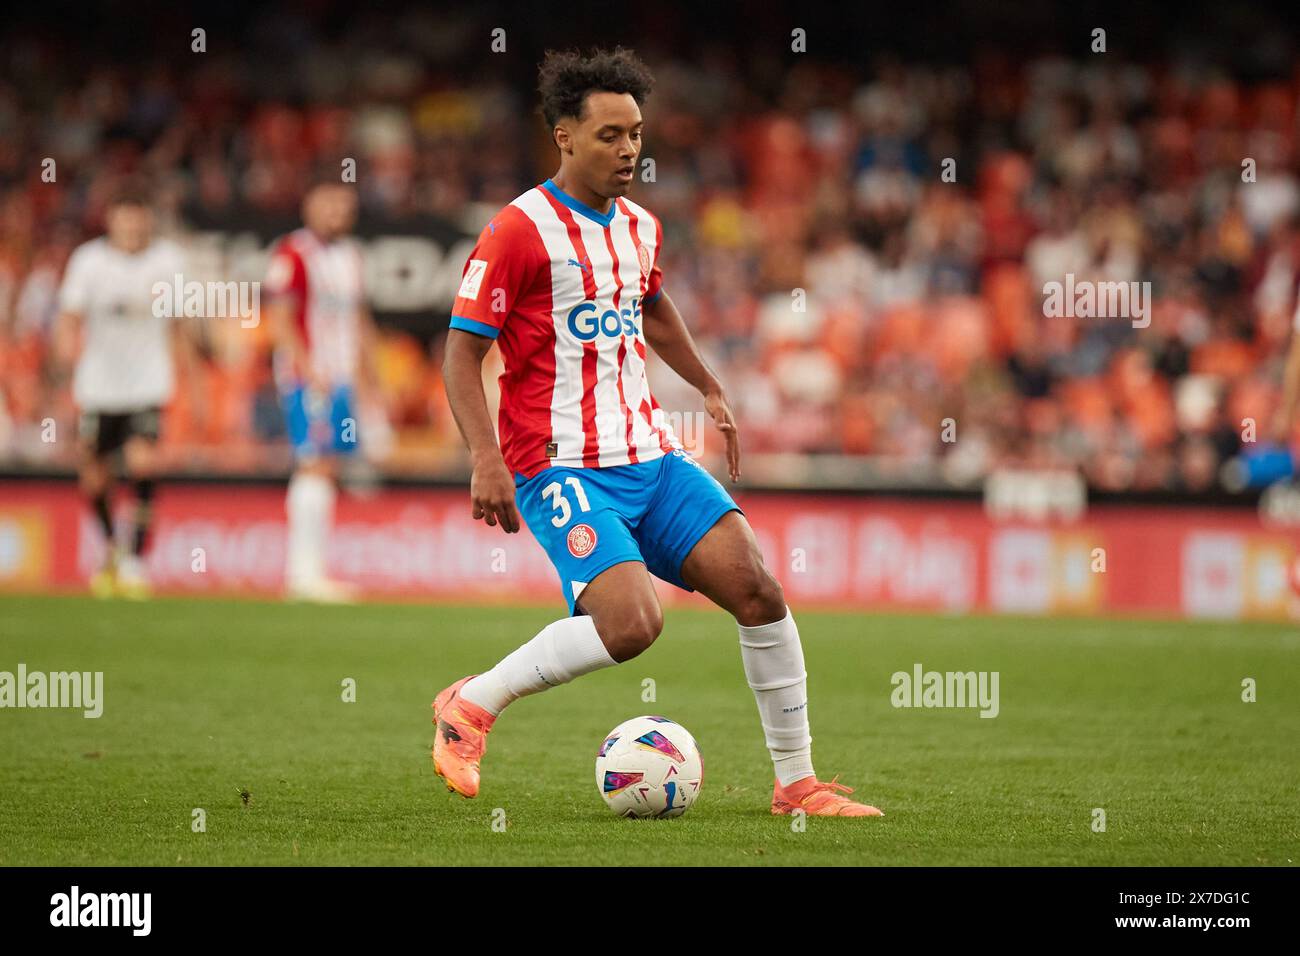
xmin=77 ymin=412 xmax=119 ymax=597
xmin=433 ymin=462 xmax=663 ymax=798
xmin=433 ymin=560 xmax=661 ymax=797
xmin=284 ymin=456 xmax=347 ymax=600
xmin=282 ymin=385 xmax=354 ymax=602
xmin=433 ymin=460 xmax=664 ymax=798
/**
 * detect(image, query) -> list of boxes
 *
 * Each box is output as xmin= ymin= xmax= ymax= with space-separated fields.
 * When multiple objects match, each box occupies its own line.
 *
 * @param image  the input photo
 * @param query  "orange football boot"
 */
xmin=431 ymin=675 xmax=497 ymax=798
xmin=771 ymin=774 xmax=883 ymax=817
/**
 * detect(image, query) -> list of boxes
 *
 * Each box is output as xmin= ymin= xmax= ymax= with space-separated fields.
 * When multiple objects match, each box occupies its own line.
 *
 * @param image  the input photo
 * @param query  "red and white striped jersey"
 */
xmin=450 ymin=178 xmax=683 ymax=479
xmin=264 ymin=228 xmax=365 ymax=388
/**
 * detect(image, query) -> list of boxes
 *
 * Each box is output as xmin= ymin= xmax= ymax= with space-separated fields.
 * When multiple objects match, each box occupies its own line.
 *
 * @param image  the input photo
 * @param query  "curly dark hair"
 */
xmin=537 ymin=46 xmax=655 ymax=129
xmin=108 ymin=176 xmax=153 ymax=209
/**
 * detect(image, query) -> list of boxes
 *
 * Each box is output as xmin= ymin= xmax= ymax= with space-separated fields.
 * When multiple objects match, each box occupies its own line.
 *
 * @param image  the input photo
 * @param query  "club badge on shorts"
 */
xmin=567 ymin=523 xmax=598 ymax=558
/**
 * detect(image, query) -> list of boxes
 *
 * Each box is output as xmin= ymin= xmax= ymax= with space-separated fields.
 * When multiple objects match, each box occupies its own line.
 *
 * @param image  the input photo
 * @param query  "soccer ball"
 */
xmin=595 ymin=715 xmax=703 ymax=818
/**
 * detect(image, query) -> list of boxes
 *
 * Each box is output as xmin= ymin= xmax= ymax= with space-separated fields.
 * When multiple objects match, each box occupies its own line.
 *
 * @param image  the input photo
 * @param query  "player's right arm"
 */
xmin=52 ymin=308 xmax=83 ymax=371
xmin=53 ymin=244 xmax=90 ymax=371
xmin=265 ymin=300 xmax=313 ymax=385
xmin=262 ymin=242 xmax=320 ymax=391
xmin=442 ymin=210 xmax=541 ymax=534
xmin=443 ymin=329 xmax=520 ymax=533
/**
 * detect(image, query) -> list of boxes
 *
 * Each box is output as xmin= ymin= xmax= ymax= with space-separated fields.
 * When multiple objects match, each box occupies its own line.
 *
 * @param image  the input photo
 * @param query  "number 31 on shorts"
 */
xmin=541 ymin=476 xmax=591 ymax=527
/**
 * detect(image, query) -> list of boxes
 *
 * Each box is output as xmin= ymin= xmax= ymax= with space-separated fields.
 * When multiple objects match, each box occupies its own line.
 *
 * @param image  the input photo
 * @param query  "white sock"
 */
xmin=738 ymin=606 xmax=815 ymax=787
xmin=460 ymin=616 xmax=617 ymax=716
xmin=286 ymin=471 xmax=335 ymax=588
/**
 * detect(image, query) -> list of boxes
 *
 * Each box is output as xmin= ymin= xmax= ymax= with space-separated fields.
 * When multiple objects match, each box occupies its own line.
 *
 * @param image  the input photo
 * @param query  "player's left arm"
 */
xmin=642 ymin=290 xmax=740 ymax=482
xmin=1272 ymin=289 xmax=1300 ymax=443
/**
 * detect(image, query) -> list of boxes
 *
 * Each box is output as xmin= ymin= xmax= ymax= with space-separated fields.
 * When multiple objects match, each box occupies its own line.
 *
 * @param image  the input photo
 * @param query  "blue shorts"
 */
xmin=516 ymin=449 xmax=743 ymax=615
xmin=282 ymin=385 xmax=358 ymax=459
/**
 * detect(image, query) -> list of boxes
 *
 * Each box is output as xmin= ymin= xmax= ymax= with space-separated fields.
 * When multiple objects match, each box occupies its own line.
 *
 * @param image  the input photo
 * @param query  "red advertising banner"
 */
xmin=1 ymin=480 xmax=1297 ymax=620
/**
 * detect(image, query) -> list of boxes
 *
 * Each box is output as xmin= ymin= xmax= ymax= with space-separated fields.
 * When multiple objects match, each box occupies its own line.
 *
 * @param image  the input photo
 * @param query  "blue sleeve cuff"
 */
xmin=644 ymin=287 xmax=663 ymax=305
xmin=449 ymin=315 xmax=501 ymax=339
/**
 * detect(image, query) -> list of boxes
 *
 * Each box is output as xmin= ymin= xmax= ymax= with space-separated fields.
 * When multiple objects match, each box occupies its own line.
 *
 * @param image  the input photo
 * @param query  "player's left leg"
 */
xmin=676 ymin=506 xmax=883 ymax=817
xmin=117 ymin=408 xmax=164 ymax=599
xmin=677 ymin=512 xmax=811 ymax=776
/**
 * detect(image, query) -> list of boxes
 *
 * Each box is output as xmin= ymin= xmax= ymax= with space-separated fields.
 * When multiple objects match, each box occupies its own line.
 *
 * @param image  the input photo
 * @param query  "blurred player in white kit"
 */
xmin=56 ymin=182 xmax=189 ymax=598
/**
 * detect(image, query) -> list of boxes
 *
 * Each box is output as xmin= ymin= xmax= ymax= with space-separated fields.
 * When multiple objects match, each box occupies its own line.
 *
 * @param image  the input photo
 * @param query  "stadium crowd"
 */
xmin=1 ymin=8 xmax=1297 ymax=492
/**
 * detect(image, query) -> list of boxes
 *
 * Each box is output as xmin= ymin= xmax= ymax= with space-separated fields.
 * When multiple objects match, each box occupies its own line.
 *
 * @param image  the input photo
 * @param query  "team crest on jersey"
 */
xmin=567 ymin=523 xmax=598 ymax=558
xmin=636 ymin=243 xmax=651 ymax=277
xmin=458 ymin=259 xmax=488 ymax=300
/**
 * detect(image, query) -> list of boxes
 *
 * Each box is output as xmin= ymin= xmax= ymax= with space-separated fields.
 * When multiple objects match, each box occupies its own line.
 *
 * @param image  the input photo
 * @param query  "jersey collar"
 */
xmin=542 ymin=178 xmax=618 ymax=228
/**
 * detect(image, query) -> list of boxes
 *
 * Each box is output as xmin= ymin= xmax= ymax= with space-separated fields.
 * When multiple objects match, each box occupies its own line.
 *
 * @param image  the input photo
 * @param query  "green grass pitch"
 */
xmin=0 ymin=594 xmax=1296 ymax=866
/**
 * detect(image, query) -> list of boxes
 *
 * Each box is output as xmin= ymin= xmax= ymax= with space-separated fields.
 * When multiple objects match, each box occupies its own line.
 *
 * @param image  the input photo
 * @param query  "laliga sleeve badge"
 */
xmin=636 ymin=243 xmax=651 ymax=277
xmin=458 ymin=259 xmax=488 ymax=300
xmin=567 ymin=523 xmax=597 ymax=558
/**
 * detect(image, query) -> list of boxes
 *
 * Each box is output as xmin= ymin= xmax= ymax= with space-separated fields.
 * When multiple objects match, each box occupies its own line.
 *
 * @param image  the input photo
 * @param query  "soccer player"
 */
xmin=55 ymin=183 xmax=189 ymax=599
xmin=264 ymin=179 xmax=377 ymax=602
xmin=435 ymin=48 xmax=882 ymax=818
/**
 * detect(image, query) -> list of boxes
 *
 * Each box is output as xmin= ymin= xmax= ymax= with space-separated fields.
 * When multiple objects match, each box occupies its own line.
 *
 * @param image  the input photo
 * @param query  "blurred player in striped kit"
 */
xmin=55 ymin=182 xmax=190 ymax=598
xmin=263 ymin=177 xmax=378 ymax=602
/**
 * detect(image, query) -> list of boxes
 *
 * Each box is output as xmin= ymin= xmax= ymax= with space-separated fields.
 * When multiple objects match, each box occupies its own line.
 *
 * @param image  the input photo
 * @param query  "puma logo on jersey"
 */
xmin=567 ymin=256 xmax=592 ymax=273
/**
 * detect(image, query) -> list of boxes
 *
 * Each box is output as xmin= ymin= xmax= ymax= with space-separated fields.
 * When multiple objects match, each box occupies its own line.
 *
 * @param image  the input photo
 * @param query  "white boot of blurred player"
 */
xmin=285 ymin=470 xmax=356 ymax=603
